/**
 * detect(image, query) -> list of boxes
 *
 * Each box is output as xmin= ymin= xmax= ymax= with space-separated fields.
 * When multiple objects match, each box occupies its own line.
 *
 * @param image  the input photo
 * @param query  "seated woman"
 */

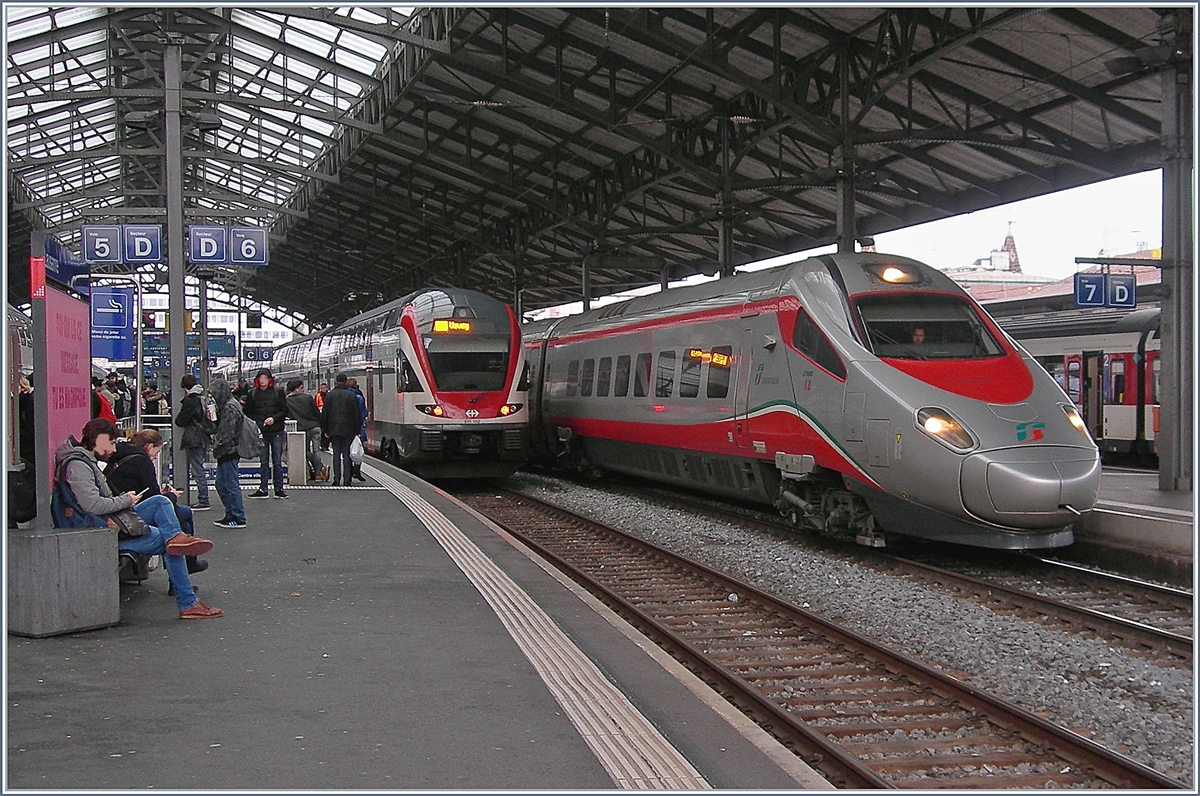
xmin=53 ymin=419 xmax=221 ymax=620
xmin=105 ymin=428 xmax=208 ymax=575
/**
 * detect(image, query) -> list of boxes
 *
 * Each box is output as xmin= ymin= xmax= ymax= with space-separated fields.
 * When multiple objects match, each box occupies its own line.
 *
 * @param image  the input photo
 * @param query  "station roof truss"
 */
xmin=6 ymin=6 xmax=1184 ymax=328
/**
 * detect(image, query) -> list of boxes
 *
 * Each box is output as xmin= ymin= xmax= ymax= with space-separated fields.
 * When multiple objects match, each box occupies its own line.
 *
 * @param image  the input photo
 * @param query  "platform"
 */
xmin=6 ymin=460 xmax=830 ymax=790
xmin=1071 ymin=468 xmax=1194 ymax=585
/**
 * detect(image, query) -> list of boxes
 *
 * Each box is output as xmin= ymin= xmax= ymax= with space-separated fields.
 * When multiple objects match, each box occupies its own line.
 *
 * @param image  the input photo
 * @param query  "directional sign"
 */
xmin=82 ymin=226 xmax=123 ymax=264
xmin=1073 ymin=273 xmax=1106 ymax=308
xmin=91 ymin=287 xmax=135 ymax=360
xmin=1107 ymin=274 xmax=1137 ymax=308
xmin=123 ymin=224 xmax=162 ymax=264
xmin=43 ymin=234 xmax=90 ymax=292
xmin=230 ymin=227 xmax=268 ymax=266
xmin=188 ymin=225 xmax=229 ymax=265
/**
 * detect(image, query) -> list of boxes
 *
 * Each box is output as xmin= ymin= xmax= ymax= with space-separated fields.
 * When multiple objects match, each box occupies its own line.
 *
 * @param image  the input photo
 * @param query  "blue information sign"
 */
xmin=123 ymin=225 xmax=163 ymax=264
xmin=82 ymin=225 xmax=123 ymax=264
xmin=1107 ymin=274 xmax=1137 ymax=308
xmin=188 ymin=226 xmax=229 ymax=265
xmin=90 ymin=287 xmax=135 ymax=360
xmin=243 ymin=346 xmax=273 ymax=362
xmin=1073 ymin=273 xmax=1106 ymax=308
xmin=43 ymin=234 xmax=90 ymax=292
xmin=230 ymin=227 xmax=269 ymax=266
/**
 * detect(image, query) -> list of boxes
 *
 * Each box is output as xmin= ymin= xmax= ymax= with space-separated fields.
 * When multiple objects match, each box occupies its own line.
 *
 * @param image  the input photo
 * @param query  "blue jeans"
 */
xmin=126 ymin=496 xmax=196 ymax=611
xmin=175 ymin=503 xmax=193 ymax=535
xmin=258 ymin=433 xmax=284 ymax=492
xmin=185 ymin=447 xmax=209 ymax=505
xmin=215 ymin=458 xmax=246 ymax=523
xmin=304 ymin=426 xmax=323 ymax=477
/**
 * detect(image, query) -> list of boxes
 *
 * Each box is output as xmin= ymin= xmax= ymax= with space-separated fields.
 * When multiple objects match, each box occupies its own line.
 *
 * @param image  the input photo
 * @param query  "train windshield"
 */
xmin=427 ymin=349 xmax=509 ymax=391
xmin=854 ymin=294 xmax=1005 ymax=360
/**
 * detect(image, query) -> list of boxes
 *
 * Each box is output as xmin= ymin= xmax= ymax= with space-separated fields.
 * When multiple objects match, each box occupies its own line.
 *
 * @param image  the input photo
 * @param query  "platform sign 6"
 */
xmin=123 ymin=225 xmax=162 ymax=264
xmin=188 ymin=226 xmax=229 ymax=264
xmin=230 ymin=227 xmax=268 ymax=266
xmin=1073 ymin=273 xmax=1106 ymax=308
xmin=82 ymin=225 xmax=123 ymax=264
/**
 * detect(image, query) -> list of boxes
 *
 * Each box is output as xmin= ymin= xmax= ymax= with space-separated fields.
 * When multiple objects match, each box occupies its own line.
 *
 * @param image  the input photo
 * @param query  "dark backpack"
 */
xmin=7 ymin=464 xmax=37 ymax=525
xmin=237 ymin=415 xmax=264 ymax=460
xmin=49 ymin=453 xmax=107 ymax=529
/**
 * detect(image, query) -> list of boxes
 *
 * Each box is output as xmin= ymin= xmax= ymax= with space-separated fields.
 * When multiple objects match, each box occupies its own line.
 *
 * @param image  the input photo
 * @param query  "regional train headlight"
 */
xmin=417 ymin=404 xmax=445 ymax=417
xmin=915 ymin=407 xmax=976 ymax=451
xmin=498 ymin=403 xmax=523 ymax=417
xmin=1060 ymin=404 xmax=1091 ymax=440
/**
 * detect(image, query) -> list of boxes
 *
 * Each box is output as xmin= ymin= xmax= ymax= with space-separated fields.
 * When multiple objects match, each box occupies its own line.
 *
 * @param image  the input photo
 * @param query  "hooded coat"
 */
xmin=104 ymin=441 xmax=163 ymax=499
xmin=210 ymin=377 xmax=245 ymax=463
xmin=174 ymin=383 xmax=213 ymax=449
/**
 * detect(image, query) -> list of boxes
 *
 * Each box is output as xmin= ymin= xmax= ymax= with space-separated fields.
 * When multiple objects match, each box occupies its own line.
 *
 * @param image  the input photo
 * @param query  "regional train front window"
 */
xmin=854 ymin=294 xmax=1004 ymax=360
xmin=427 ymin=351 xmax=508 ymax=391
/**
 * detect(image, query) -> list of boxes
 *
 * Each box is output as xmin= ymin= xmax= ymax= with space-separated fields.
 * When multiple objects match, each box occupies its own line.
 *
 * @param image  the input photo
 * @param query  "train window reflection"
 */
xmin=707 ymin=345 xmax=733 ymax=398
xmin=634 ymin=353 xmax=652 ymax=397
xmin=656 ymin=350 xmax=676 ymax=398
xmin=596 ymin=357 xmax=612 ymax=397
xmin=614 ymin=355 xmax=631 ymax=397
xmin=792 ymin=309 xmax=846 ymax=379
xmin=565 ymin=360 xmax=579 ymax=397
xmin=855 ymin=295 xmax=1004 ymax=360
xmin=428 ymin=351 xmax=508 ymax=392
xmin=580 ymin=358 xmax=595 ymax=397
xmin=680 ymin=350 xmax=702 ymax=398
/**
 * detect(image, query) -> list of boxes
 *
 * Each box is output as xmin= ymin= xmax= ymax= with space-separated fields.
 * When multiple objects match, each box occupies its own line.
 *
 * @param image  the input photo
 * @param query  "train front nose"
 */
xmin=960 ymin=448 xmax=1100 ymax=529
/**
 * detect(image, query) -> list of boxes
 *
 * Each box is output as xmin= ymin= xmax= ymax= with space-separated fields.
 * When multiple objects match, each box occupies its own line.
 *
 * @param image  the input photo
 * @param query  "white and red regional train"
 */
xmin=272 ymin=288 xmax=529 ymax=478
xmin=524 ymin=253 xmax=1101 ymax=549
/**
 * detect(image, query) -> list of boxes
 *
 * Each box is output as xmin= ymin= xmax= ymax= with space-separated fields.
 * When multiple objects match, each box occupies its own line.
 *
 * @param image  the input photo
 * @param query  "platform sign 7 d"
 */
xmin=1074 ymin=272 xmax=1137 ymax=308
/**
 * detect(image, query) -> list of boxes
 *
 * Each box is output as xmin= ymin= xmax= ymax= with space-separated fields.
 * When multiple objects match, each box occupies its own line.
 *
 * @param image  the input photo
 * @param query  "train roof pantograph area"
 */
xmin=5 ymin=6 xmax=1187 ymax=329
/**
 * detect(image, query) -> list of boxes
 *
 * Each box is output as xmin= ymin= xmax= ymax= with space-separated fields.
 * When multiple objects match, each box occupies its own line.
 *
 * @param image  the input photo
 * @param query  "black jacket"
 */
xmin=211 ymin=377 xmax=245 ymax=463
xmin=174 ymin=388 xmax=213 ymax=449
xmin=104 ymin=441 xmax=162 ymax=497
xmin=286 ymin=391 xmax=321 ymax=432
xmin=243 ymin=380 xmax=288 ymax=437
xmin=321 ymin=386 xmax=362 ymax=439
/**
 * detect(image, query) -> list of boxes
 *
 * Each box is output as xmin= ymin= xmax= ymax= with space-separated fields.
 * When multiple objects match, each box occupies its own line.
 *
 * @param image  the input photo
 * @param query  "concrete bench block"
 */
xmin=8 ymin=527 xmax=120 ymax=638
xmin=287 ymin=431 xmax=306 ymax=485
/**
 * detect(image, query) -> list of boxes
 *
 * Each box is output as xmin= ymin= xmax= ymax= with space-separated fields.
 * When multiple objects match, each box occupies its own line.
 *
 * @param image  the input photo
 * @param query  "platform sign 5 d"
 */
xmin=123 ymin=225 xmax=162 ymax=264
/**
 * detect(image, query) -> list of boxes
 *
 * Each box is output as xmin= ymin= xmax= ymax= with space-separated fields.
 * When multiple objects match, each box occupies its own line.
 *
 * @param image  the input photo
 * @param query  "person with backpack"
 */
xmin=243 ymin=368 xmax=289 ymax=499
xmin=209 ymin=377 xmax=248 ymax=529
xmin=52 ymin=418 xmax=222 ymax=620
xmin=174 ymin=374 xmax=214 ymax=510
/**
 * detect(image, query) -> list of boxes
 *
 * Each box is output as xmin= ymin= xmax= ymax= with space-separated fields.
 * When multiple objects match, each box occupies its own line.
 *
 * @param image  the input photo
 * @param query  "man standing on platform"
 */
xmin=244 ymin=368 xmax=289 ymax=499
xmin=320 ymin=373 xmax=363 ymax=487
xmin=174 ymin=374 xmax=214 ymax=510
xmin=285 ymin=379 xmax=327 ymax=482
xmin=209 ymin=377 xmax=248 ymax=529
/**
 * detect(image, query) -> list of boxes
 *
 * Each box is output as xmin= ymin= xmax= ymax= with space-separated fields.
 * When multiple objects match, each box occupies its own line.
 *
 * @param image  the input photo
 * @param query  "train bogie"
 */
xmin=527 ymin=253 xmax=1101 ymax=550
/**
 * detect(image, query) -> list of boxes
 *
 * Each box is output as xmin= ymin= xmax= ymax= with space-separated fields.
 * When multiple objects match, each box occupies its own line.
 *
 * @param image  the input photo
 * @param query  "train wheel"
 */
xmin=386 ymin=440 xmax=401 ymax=466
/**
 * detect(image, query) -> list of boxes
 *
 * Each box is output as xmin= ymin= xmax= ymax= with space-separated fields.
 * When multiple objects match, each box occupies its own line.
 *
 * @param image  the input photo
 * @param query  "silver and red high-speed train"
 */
xmin=524 ymin=253 xmax=1100 ymax=549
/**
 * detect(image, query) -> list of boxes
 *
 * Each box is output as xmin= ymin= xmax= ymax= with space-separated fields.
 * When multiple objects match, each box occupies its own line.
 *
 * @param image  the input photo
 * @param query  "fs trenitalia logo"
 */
xmin=1015 ymin=422 xmax=1046 ymax=442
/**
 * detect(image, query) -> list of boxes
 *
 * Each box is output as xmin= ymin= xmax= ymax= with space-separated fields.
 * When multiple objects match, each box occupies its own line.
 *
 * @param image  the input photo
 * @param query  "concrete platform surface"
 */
xmin=6 ymin=461 xmax=827 ymax=791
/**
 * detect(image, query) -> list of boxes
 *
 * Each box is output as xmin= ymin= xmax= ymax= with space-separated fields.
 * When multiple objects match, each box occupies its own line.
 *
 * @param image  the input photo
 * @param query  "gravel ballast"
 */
xmin=508 ymin=472 xmax=1195 ymax=786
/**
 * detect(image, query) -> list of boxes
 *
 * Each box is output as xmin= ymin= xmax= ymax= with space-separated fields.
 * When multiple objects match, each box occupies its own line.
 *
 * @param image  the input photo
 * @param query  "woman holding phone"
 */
xmin=105 ymin=428 xmax=209 ymax=575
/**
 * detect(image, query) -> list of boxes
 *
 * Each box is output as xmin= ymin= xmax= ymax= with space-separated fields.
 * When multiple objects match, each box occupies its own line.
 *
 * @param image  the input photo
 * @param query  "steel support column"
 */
xmin=165 ymin=43 xmax=188 ymax=491
xmin=718 ymin=117 xmax=735 ymax=277
xmin=836 ymin=50 xmax=857 ymax=253
xmin=1158 ymin=11 xmax=1193 ymax=493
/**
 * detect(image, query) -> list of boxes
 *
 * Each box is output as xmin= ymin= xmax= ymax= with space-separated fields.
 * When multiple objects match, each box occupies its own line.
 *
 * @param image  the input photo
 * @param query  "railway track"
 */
xmin=457 ymin=488 xmax=1185 ymax=790
xmin=598 ymin=478 xmax=1193 ymax=663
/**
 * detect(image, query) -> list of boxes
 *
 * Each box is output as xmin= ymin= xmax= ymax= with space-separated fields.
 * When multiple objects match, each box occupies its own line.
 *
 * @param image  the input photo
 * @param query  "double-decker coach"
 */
xmin=273 ymin=288 xmax=529 ymax=479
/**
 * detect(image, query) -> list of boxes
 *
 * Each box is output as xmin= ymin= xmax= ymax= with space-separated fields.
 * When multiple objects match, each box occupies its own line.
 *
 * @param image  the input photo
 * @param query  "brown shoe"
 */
xmin=165 ymin=533 xmax=214 ymax=557
xmin=179 ymin=600 xmax=223 ymax=620
xmin=319 ymin=465 xmax=329 ymax=482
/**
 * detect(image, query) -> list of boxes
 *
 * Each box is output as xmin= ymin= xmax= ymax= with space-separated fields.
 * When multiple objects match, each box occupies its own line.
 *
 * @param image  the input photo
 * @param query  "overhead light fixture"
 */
xmin=125 ymin=110 xmax=159 ymax=129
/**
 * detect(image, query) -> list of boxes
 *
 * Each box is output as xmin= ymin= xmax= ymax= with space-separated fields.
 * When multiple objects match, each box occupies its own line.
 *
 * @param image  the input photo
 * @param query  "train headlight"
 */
xmin=1061 ymin=404 xmax=1091 ymax=439
xmin=916 ymin=407 xmax=975 ymax=451
xmin=417 ymin=404 xmax=445 ymax=417
xmin=498 ymin=403 xmax=523 ymax=416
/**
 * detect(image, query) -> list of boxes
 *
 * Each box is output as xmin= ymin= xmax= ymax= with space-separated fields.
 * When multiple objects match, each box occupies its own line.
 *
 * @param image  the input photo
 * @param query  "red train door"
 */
xmin=1081 ymin=351 xmax=1104 ymax=439
xmin=733 ymin=328 xmax=753 ymax=448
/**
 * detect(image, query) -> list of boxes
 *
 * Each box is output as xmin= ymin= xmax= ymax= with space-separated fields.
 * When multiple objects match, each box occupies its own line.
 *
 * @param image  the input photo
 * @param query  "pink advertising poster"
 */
xmin=42 ymin=285 xmax=92 ymax=486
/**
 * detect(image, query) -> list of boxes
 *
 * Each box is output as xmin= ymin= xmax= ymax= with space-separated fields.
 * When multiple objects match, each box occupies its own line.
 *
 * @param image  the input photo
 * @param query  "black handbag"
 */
xmin=108 ymin=508 xmax=149 ymax=539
